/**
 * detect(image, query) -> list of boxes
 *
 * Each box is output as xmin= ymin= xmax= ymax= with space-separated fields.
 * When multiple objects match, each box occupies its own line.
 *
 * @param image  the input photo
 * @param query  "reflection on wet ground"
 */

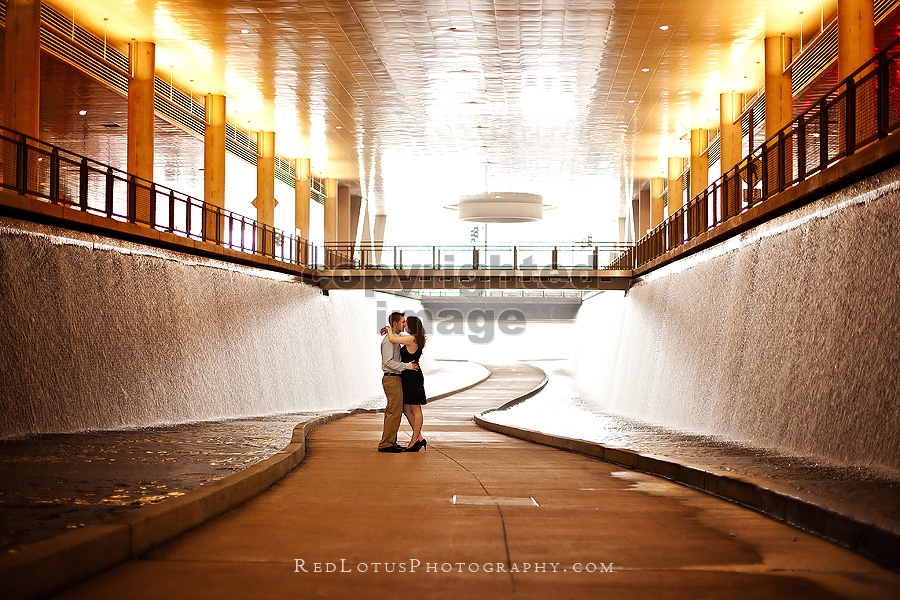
xmin=0 ymin=362 xmax=486 ymax=553
xmin=0 ymin=414 xmax=316 ymax=552
xmin=487 ymin=361 xmax=900 ymax=530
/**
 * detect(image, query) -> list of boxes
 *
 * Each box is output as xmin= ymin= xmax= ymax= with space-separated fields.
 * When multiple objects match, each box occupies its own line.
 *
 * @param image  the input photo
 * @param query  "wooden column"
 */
xmin=203 ymin=94 xmax=226 ymax=243
xmin=127 ymin=41 xmax=155 ymax=181
xmin=252 ymin=131 xmax=276 ymax=225
xmin=719 ymin=92 xmax=744 ymax=173
xmin=324 ymin=178 xmax=338 ymax=264
xmin=127 ymin=41 xmax=156 ymax=224
xmin=650 ymin=177 xmax=665 ymax=228
xmin=337 ymin=184 xmax=351 ymax=245
xmin=690 ymin=129 xmax=709 ymax=199
xmin=765 ymin=35 xmax=794 ymax=138
xmin=294 ymin=158 xmax=311 ymax=239
xmin=3 ymin=0 xmax=41 ymax=138
xmin=252 ymin=131 xmax=277 ymax=253
xmin=838 ymin=0 xmax=875 ymax=80
xmin=637 ymin=186 xmax=651 ymax=239
xmin=631 ymin=196 xmax=641 ymax=241
xmin=204 ymin=95 xmax=226 ymax=208
xmin=667 ymin=157 xmax=683 ymax=218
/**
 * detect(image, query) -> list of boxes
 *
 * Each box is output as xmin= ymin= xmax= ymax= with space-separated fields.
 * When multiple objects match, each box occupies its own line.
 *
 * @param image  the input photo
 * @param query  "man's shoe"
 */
xmin=377 ymin=445 xmax=404 ymax=453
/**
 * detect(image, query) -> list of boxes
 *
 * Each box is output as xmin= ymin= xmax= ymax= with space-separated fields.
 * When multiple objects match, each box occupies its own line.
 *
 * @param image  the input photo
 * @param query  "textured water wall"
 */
xmin=0 ymin=218 xmax=422 ymax=438
xmin=575 ymin=165 xmax=900 ymax=472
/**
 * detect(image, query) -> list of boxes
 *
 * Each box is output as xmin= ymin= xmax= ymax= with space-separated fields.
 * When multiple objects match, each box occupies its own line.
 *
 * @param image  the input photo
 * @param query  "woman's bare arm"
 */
xmin=386 ymin=329 xmax=416 ymax=345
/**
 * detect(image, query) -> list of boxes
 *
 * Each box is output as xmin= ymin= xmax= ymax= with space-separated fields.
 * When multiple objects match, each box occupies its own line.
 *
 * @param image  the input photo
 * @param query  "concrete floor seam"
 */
xmin=432 ymin=442 xmax=518 ymax=599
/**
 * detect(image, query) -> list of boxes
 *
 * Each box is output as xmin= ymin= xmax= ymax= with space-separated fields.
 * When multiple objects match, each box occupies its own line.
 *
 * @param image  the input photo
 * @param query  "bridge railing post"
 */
xmin=49 ymin=147 xmax=59 ymax=205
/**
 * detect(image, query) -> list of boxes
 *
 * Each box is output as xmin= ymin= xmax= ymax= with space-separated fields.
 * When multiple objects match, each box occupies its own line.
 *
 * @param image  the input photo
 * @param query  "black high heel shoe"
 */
xmin=405 ymin=439 xmax=427 ymax=452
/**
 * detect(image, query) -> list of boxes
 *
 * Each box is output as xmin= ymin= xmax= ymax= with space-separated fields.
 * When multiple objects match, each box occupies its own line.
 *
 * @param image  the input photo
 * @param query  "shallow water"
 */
xmin=0 ymin=414 xmax=311 ymax=552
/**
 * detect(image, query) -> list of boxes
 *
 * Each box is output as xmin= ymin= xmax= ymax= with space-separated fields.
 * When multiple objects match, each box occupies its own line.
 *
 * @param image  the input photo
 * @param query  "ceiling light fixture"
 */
xmin=240 ymin=28 xmax=250 ymax=34
xmin=659 ymin=25 xmax=669 ymax=31
xmin=336 ymin=125 xmax=343 ymax=130
xmin=447 ymin=192 xmax=549 ymax=223
xmin=628 ymin=99 xmax=636 ymax=104
xmin=78 ymin=109 xmax=87 ymax=116
xmin=641 ymin=68 xmax=650 ymax=72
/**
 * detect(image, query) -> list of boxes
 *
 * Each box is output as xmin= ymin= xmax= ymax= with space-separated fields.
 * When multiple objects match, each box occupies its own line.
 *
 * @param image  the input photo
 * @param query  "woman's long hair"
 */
xmin=406 ymin=316 xmax=426 ymax=350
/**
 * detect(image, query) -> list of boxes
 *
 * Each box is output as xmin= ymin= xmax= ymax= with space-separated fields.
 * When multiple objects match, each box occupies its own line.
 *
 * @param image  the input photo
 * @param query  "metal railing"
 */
xmin=0 ymin=127 xmax=631 ymax=278
xmin=317 ymin=242 xmax=633 ymax=271
xmin=0 ymin=125 xmax=316 ymax=268
xmin=0 ymin=127 xmax=631 ymax=277
xmin=412 ymin=289 xmax=589 ymax=298
xmin=623 ymin=36 xmax=900 ymax=271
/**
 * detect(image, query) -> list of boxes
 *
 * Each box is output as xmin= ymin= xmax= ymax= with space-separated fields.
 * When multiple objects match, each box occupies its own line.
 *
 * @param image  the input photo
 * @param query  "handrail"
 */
xmin=624 ymin=36 xmax=900 ymax=272
xmin=0 ymin=125 xmax=632 ymax=277
xmin=315 ymin=242 xmax=633 ymax=271
xmin=0 ymin=125 xmax=316 ymax=269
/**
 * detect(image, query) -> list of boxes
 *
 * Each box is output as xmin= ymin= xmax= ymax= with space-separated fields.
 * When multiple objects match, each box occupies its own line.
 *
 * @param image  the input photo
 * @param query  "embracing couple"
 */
xmin=377 ymin=312 xmax=428 ymax=453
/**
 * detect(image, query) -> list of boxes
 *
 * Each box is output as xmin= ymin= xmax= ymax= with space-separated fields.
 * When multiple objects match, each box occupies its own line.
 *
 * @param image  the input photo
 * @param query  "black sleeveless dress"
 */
xmin=400 ymin=346 xmax=427 ymax=405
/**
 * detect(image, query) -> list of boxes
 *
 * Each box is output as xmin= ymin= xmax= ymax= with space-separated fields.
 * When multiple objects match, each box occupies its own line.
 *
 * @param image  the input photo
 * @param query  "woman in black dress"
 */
xmin=385 ymin=316 xmax=427 ymax=451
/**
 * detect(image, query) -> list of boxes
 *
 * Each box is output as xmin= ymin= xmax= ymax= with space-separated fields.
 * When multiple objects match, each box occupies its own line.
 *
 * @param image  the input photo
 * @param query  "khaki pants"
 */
xmin=379 ymin=375 xmax=404 ymax=448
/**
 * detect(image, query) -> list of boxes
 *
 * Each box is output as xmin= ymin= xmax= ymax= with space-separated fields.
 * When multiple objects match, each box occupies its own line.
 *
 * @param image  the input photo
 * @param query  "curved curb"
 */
xmin=428 ymin=361 xmax=494 ymax=402
xmin=479 ymin=371 xmax=548 ymax=413
xmin=0 ymin=409 xmax=364 ymax=600
xmin=474 ymin=413 xmax=899 ymax=572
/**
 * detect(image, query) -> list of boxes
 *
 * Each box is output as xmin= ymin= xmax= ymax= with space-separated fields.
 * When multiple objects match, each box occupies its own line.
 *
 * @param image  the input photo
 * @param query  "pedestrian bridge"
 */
xmin=312 ymin=244 xmax=633 ymax=291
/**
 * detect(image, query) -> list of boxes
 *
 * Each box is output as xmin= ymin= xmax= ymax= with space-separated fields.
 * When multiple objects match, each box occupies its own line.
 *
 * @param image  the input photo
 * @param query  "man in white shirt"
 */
xmin=378 ymin=312 xmax=419 ymax=452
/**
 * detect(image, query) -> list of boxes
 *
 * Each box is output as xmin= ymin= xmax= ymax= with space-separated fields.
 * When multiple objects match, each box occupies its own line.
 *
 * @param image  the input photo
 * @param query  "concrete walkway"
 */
xmin=53 ymin=364 xmax=900 ymax=599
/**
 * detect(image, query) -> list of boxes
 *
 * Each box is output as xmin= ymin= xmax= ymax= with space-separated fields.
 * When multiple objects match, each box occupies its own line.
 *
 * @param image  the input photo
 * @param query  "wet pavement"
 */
xmin=0 ymin=414 xmax=325 ymax=551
